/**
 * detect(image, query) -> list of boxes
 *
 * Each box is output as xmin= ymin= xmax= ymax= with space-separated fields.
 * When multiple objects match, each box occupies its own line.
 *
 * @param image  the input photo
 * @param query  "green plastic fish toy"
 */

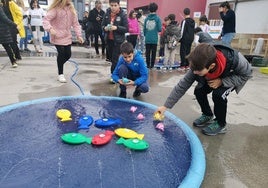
xmin=61 ymin=133 xmax=92 ymax=145
xmin=116 ymin=137 xmax=149 ymax=150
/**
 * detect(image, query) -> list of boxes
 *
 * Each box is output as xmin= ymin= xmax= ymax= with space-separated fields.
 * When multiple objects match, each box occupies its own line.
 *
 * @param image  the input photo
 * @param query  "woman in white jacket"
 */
xmin=29 ymin=0 xmax=45 ymax=53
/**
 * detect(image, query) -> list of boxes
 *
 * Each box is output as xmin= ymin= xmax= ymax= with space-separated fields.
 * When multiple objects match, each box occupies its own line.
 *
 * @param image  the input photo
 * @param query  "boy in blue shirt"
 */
xmin=112 ymin=42 xmax=149 ymax=98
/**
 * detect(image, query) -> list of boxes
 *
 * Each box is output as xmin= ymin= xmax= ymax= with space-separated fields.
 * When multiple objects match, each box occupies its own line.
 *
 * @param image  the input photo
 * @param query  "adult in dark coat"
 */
xmin=1 ymin=0 xmax=21 ymax=61
xmin=88 ymin=0 xmax=105 ymax=55
xmin=0 ymin=3 xmax=19 ymax=67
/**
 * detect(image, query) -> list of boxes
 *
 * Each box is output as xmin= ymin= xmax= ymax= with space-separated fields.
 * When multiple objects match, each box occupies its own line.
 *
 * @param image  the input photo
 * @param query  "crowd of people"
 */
xmin=0 ymin=0 xmax=252 ymax=136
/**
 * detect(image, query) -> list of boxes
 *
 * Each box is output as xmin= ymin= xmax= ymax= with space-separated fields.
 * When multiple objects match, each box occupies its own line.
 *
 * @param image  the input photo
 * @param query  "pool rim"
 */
xmin=0 ymin=95 xmax=206 ymax=188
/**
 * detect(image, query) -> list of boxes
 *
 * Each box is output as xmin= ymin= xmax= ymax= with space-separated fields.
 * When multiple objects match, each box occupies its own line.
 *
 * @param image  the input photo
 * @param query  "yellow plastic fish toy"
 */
xmin=56 ymin=109 xmax=72 ymax=122
xmin=115 ymin=128 xmax=144 ymax=140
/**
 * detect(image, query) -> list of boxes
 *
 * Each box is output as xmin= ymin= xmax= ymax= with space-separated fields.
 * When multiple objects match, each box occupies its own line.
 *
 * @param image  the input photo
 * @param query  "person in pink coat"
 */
xmin=43 ymin=0 xmax=83 ymax=83
xmin=127 ymin=10 xmax=140 ymax=49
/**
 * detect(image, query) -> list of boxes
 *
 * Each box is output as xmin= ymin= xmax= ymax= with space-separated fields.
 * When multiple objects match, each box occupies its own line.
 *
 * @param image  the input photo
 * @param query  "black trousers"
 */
xmin=93 ymin=31 xmax=105 ymax=54
xmin=2 ymin=43 xmax=16 ymax=64
xmin=106 ymin=39 xmax=121 ymax=74
xmin=194 ymin=83 xmax=234 ymax=127
xmin=145 ymin=43 xmax=157 ymax=68
xmin=55 ymin=45 xmax=71 ymax=75
xmin=180 ymin=42 xmax=192 ymax=67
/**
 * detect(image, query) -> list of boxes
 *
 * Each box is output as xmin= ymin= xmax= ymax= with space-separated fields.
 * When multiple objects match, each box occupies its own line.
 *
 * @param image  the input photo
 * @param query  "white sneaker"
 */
xmin=12 ymin=62 xmax=18 ymax=68
xmin=58 ymin=74 xmax=67 ymax=83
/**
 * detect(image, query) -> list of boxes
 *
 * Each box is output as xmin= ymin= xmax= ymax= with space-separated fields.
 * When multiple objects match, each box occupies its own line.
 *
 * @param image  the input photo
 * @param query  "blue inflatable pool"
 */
xmin=0 ymin=96 xmax=205 ymax=188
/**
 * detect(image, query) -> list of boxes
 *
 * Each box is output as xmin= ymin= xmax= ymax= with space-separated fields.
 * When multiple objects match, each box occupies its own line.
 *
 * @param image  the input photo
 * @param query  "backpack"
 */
xmin=167 ymin=35 xmax=178 ymax=50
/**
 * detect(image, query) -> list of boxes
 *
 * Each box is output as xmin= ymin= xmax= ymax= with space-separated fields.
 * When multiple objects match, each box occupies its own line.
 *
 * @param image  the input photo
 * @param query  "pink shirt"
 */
xmin=43 ymin=7 xmax=82 ymax=45
xmin=128 ymin=18 xmax=140 ymax=35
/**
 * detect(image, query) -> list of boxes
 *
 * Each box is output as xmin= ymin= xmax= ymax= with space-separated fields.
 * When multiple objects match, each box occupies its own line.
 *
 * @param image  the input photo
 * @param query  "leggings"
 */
xmin=55 ymin=45 xmax=71 ymax=75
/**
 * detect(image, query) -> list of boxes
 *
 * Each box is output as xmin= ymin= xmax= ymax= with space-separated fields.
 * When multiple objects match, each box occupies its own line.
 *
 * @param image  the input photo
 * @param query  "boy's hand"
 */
xmin=118 ymin=79 xmax=134 ymax=86
xmin=208 ymin=78 xmax=222 ymax=89
xmin=155 ymin=106 xmax=167 ymax=116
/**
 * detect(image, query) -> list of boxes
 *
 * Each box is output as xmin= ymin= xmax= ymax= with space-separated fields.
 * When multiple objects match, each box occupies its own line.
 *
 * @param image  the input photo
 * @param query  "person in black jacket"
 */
xmin=179 ymin=8 xmax=195 ymax=71
xmin=0 ymin=2 xmax=19 ymax=67
xmin=102 ymin=0 xmax=128 ymax=77
xmin=218 ymin=1 xmax=236 ymax=45
xmin=1 ymin=0 xmax=22 ymax=63
xmin=88 ymin=0 xmax=105 ymax=56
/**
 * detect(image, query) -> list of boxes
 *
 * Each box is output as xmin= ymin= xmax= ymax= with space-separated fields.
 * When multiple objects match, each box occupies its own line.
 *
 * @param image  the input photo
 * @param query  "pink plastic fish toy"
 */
xmin=137 ymin=113 xmax=144 ymax=120
xmin=156 ymin=122 xmax=165 ymax=131
xmin=130 ymin=106 xmax=137 ymax=113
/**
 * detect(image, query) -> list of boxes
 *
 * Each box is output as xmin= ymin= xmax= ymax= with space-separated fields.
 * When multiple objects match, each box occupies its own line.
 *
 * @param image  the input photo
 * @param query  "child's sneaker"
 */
xmin=202 ymin=121 xmax=227 ymax=136
xmin=58 ymin=74 xmax=67 ymax=83
xmin=133 ymin=89 xmax=141 ymax=97
xmin=193 ymin=114 xmax=213 ymax=127
xmin=12 ymin=62 xmax=18 ymax=68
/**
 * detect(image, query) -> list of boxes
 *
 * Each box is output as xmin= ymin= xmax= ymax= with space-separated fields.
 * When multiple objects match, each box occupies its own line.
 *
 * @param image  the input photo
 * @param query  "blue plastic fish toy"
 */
xmin=78 ymin=115 xmax=94 ymax=129
xmin=95 ymin=118 xmax=122 ymax=128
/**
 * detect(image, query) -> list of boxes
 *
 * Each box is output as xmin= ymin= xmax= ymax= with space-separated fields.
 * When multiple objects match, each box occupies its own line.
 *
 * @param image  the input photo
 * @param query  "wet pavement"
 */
xmin=0 ymin=43 xmax=268 ymax=188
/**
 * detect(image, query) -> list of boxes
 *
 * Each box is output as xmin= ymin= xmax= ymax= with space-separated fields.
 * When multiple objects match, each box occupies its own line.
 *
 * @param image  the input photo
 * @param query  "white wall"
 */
xmin=205 ymin=0 xmax=268 ymax=34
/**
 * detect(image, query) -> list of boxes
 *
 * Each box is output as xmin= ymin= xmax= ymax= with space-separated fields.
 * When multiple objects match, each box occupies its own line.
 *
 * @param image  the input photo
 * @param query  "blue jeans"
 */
xmin=222 ymin=33 xmax=235 ymax=45
xmin=118 ymin=64 xmax=149 ymax=93
xmin=19 ymin=26 xmax=29 ymax=49
xmin=136 ymin=32 xmax=145 ymax=54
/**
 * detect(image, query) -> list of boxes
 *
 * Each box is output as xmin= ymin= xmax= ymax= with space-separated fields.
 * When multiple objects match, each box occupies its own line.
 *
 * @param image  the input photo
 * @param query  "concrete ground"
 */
xmin=0 ymin=44 xmax=267 ymax=188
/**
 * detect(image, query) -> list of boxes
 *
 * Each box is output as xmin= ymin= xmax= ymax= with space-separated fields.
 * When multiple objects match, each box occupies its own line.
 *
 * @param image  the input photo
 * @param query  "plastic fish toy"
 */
xmin=115 ymin=128 xmax=144 ymax=140
xmin=122 ymin=77 xmax=130 ymax=83
xmin=137 ymin=113 xmax=144 ymax=120
xmin=91 ymin=130 xmax=114 ymax=145
xmin=156 ymin=122 xmax=165 ymax=131
xmin=116 ymin=137 xmax=149 ymax=150
xmin=130 ymin=106 xmax=137 ymax=113
xmin=61 ymin=133 xmax=92 ymax=145
xmin=56 ymin=109 xmax=72 ymax=122
xmin=153 ymin=112 xmax=165 ymax=121
xmin=95 ymin=118 xmax=122 ymax=128
xmin=78 ymin=115 xmax=94 ymax=129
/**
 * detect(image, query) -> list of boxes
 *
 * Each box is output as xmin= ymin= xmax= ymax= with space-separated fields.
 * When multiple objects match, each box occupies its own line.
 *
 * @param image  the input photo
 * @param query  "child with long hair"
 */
xmin=43 ymin=0 xmax=83 ymax=83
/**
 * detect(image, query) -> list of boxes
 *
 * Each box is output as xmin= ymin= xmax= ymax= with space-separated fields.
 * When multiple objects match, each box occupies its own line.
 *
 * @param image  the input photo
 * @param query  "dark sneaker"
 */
xmin=193 ymin=114 xmax=213 ymax=127
xmin=119 ymin=91 xmax=126 ymax=98
xmin=133 ymin=89 xmax=141 ymax=97
xmin=24 ymin=48 xmax=31 ymax=52
xmin=202 ymin=121 xmax=227 ymax=136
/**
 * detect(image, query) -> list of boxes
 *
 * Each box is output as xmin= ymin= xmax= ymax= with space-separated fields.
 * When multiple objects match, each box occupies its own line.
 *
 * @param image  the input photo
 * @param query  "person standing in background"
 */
xmin=88 ymin=0 xmax=105 ymax=56
xmin=158 ymin=16 xmax=169 ymax=58
xmin=43 ymin=0 xmax=83 ymax=83
xmin=127 ymin=10 xmax=140 ymax=49
xmin=179 ymin=8 xmax=195 ymax=71
xmin=16 ymin=0 xmax=30 ymax=52
xmin=163 ymin=14 xmax=181 ymax=71
xmin=82 ymin=10 xmax=91 ymax=48
xmin=0 ymin=2 xmax=19 ymax=67
xmin=102 ymin=0 xmax=128 ymax=78
xmin=29 ymin=0 xmax=45 ymax=53
xmin=199 ymin=15 xmax=210 ymax=33
xmin=1 ymin=0 xmax=23 ymax=63
xmin=143 ymin=2 xmax=162 ymax=69
xmin=136 ymin=9 xmax=145 ymax=54
xmin=218 ymin=1 xmax=236 ymax=45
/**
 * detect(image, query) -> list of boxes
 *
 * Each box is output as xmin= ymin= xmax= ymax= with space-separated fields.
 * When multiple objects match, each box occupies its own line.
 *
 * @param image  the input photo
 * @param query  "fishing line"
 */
xmin=47 ymin=45 xmax=87 ymax=96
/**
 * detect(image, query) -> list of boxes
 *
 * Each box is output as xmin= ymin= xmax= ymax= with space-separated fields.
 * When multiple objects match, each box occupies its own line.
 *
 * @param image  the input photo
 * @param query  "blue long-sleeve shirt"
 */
xmin=112 ymin=51 xmax=148 ymax=86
